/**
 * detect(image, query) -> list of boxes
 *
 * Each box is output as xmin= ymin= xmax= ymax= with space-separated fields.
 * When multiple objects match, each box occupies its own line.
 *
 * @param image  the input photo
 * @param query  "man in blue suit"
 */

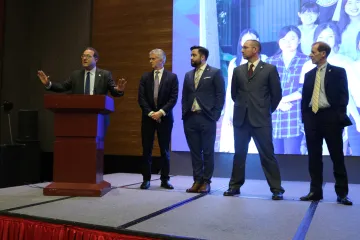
xmin=300 ymin=41 xmax=352 ymax=205
xmin=182 ymin=46 xmax=225 ymax=193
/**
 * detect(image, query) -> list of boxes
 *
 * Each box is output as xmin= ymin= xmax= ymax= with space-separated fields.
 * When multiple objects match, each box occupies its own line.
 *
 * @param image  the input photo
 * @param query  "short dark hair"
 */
xmin=190 ymin=46 xmax=209 ymax=60
xmin=85 ymin=47 xmax=99 ymax=59
xmin=313 ymin=41 xmax=331 ymax=57
xmin=248 ymin=39 xmax=262 ymax=53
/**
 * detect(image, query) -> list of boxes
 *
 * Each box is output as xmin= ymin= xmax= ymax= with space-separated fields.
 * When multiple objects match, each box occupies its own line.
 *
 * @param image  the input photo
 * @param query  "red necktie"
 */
xmin=248 ymin=64 xmax=254 ymax=77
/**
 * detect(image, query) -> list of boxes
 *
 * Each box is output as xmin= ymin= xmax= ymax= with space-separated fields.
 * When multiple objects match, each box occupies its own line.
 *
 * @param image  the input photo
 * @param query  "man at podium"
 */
xmin=37 ymin=47 xmax=127 ymax=96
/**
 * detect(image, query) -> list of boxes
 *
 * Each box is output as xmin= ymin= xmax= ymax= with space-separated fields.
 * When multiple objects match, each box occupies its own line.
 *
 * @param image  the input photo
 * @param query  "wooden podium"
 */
xmin=43 ymin=94 xmax=114 ymax=197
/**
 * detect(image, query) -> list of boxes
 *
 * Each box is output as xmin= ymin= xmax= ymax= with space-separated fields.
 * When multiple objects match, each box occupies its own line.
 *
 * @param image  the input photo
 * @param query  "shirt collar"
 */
xmin=318 ymin=62 xmax=327 ymax=72
xmin=86 ymin=67 xmax=96 ymax=75
xmin=154 ymin=68 xmax=164 ymax=74
xmin=248 ymin=58 xmax=260 ymax=68
xmin=197 ymin=63 xmax=207 ymax=72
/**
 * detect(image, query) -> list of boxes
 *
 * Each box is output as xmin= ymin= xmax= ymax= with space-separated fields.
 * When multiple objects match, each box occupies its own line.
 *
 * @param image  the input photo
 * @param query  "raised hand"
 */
xmin=114 ymin=78 xmax=127 ymax=92
xmin=37 ymin=70 xmax=50 ymax=86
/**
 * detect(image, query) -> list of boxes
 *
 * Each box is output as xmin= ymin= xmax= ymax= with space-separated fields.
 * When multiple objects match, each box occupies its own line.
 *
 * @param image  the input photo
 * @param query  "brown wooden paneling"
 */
xmin=92 ymin=0 xmax=173 ymax=156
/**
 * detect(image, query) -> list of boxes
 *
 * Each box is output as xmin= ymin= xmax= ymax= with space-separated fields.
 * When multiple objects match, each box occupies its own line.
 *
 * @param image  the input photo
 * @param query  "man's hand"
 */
xmin=114 ymin=78 xmax=127 ymax=91
xmin=151 ymin=111 xmax=163 ymax=121
xmin=37 ymin=70 xmax=50 ymax=86
xmin=278 ymin=102 xmax=293 ymax=111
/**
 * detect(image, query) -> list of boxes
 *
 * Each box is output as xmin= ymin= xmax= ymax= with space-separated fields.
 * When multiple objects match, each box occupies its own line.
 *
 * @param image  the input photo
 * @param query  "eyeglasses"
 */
xmin=81 ymin=54 xmax=93 ymax=59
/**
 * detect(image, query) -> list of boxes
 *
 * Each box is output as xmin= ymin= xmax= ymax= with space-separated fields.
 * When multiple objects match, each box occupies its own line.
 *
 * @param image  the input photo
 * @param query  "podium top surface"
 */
xmin=44 ymin=94 xmax=115 ymax=114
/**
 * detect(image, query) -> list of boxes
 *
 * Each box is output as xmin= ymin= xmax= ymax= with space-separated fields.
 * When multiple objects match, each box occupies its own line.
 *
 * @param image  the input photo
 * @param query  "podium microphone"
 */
xmin=1 ymin=100 xmax=14 ymax=144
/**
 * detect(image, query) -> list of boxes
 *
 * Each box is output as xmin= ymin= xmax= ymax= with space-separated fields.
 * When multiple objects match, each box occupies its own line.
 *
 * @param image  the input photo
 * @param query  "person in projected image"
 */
xmin=223 ymin=40 xmax=284 ymax=200
xmin=220 ymin=28 xmax=267 ymax=153
xmin=299 ymin=22 xmax=360 ymax=156
xmin=300 ymin=41 xmax=352 ymax=205
xmin=298 ymin=2 xmax=320 ymax=55
xmin=338 ymin=0 xmax=360 ymax=61
xmin=266 ymin=26 xmax=309 ymax=155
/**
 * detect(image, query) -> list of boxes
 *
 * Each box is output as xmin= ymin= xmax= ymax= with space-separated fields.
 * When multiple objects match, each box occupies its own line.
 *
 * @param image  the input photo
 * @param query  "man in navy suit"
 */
xmin=300 ymin=41 xmax=352 ymax=205
xmin=182 ymin=46 xmax=225 ymax=193
xmin=138 ymin=49 xmax=179 ymax=190
xmin=223 ymin=40 xmax=284 ymax=200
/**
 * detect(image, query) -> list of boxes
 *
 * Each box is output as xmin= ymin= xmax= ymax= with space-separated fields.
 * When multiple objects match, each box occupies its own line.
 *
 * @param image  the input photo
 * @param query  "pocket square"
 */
xmin=203 ymin=76 xmax=211 ymax=79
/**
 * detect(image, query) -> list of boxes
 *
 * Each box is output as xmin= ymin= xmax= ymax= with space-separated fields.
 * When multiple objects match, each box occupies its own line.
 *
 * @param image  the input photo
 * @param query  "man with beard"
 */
xmin=182 ymin=46 xmax=225 ymax=193
xmin=223 ymin=40 xmax=285 ymax=200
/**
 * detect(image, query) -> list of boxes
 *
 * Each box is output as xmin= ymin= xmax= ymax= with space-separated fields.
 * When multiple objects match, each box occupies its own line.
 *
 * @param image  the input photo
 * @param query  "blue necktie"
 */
xmin=84 ymin=72 xmax=90 ymax=94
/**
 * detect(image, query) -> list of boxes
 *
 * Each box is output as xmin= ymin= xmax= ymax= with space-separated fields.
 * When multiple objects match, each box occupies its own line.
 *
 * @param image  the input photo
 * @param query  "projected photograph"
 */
xmin=172 ymin=0 xmax=360 ymax=156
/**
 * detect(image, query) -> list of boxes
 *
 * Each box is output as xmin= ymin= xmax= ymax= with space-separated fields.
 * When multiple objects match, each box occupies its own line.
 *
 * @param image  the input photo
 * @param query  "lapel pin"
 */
xmin=328 ymin=69 xmax=331 ymax=72
xmin=99 ymin=74 xmax=101 ymax=76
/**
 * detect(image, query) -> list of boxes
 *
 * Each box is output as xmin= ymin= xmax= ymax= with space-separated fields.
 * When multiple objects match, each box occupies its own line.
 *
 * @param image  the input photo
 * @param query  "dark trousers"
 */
xmin=304 ymin=109 xmax=349 ymax=197
xmin=183 ymin=112 xmax=216 ymax=183
xmin=230 ymin=112 xmax=284 ymax=193
xmin=141 ymin=116 xmax=173 ymax=182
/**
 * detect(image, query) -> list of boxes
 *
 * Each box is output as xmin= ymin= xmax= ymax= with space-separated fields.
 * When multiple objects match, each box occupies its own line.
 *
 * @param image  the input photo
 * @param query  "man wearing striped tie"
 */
xmin=300 ymin=41 xmax=353 ymax=205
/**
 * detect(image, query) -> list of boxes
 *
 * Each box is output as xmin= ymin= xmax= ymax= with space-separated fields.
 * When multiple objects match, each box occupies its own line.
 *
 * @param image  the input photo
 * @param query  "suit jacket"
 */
xmin=138 ymin=69 xmax=179 ymax=122
xmin=301 ymin=64 xmax=352 ymax=127
xmin=182 ymin=65 xmax=225 ymax=121
xmin=49 ymin=68 xmax=124 ymax=97
xmin=231 ymin=60 xmax=282 ymax=127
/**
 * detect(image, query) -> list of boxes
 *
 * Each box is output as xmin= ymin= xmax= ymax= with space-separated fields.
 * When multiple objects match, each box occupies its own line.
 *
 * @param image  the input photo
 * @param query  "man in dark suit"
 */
xmin=223 ymin=40 xmax=284 ymax=200
xmin=300 ymin=41 xmax=352 ymax=205
xmin=182 ymin=46 xmax=225 ymax=193
xmin=37 ymin=47 xmax=126 ymax=96
xmin=37 ymin=47 xmax=126 ymax=132
xmin=138 ymin=49 xmax=179 ymax=190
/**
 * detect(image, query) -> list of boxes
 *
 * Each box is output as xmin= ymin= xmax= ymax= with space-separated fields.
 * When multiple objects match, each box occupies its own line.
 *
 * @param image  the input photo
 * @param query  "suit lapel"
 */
xmin=159 ymin=70 xmax=167 ymax=93
xmin=240 ymin=64 xmax=248 ymax=79
xmin=307 ymin=68 xmax=316 ymax=91
xmin=94 ymin=68 xmax=102 ymax=94
xmin=324 ymin=64 xmax=332 ymax=88
xmin=79 ymin=69 xmax=85 ymax=93
xmin=190 ymin=69 xmax=196 ymax=91
xmin=248 ymin=61 xmax=264 ymax=81
xmin=150 ymin=71 xmax=155 ymax=104
xmin=196 ymin=65 xmax=211 ymax=89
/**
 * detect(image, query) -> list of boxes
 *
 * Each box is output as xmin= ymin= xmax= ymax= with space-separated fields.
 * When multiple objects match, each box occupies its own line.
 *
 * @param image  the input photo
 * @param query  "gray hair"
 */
xmin=149 ymin=49 xmax=166 ymax=64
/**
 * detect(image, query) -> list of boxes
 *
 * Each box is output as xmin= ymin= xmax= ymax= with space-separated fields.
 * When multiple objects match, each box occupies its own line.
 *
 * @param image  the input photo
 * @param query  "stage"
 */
xmin=0 ymin=173 xmax=359 ymax=240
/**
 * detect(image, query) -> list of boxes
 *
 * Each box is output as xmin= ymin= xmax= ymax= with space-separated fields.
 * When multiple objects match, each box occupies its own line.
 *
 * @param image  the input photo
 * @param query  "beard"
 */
xmin=191 ymin=59 xmax=201 ymax=68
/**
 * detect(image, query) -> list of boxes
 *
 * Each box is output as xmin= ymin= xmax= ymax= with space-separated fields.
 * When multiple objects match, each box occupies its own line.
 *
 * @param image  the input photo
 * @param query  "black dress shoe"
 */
xmin=160 ymin=181 xmax=174 ymax=189
xmin=300 ymin=192 xmax=323 ymax=201
xmin=337 ymin=196 xmax=353 ymax=206
xmin=272 ymin=192 xmax=283 ymax=200
xmin=140 ymin=181 xmax=150 ymax=189
xmin=223 ymin=188 xmax=240 ymax=196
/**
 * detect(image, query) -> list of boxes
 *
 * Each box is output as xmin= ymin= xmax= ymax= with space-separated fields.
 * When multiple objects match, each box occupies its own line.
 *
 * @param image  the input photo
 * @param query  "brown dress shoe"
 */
xmin=198 ymin=183 xmax=211 ymax=193
xmin=186 ymin=182 xmax=202 ymax=193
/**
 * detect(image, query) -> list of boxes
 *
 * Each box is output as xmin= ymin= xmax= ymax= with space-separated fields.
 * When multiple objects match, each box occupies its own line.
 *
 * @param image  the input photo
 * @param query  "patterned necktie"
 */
xmin=248 ymin=63 xmax=254 ymax=77
xmin=194 ymin=68 xmax=201 ymax=89
xmin=311 ymin=68 xmax=321 ymax=113
xmin=84 ymin=72 xmax=90 ymax=94
xmin=154 ymin=70 xmax=160 ymax=106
